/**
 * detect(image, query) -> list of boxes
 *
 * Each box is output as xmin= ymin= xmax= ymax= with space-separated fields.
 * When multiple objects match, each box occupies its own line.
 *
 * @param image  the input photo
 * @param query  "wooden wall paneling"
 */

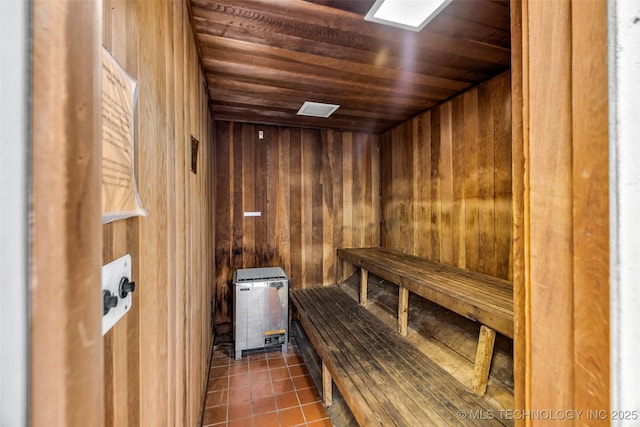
xmin=571 ymin=0 xmax=609 ymax=417
xmin=509 ymin=0 xmax=527 ymax=418
xmin=300 ymin=130 xmax=314 ymax=286
xmin=463 ymin=89 xmax=481 ymax=274
xmin=231 ymin=123 xmax=244 ymax=275
xmin=321 ymin=130 xmax=336 ymax=286
xmin=439 ymin=102 xmax=454 ymax=266
xmin=527 ymin=0 xmax=575 ymax=415
xmin=492 ymin=75 xmax=513 ymax=282
xmin=241 ymin=124 xmax=257 ymax=268
xmin=311 ymin=130 xmax=324 ymax=286
xmin=102 ymin=1 xmax=214 ymax=425
xmin=371 ymin=134 xmax=381 ymax=248
xmin=332 ymin=131 xmax=345 ymax=284
xmin=172 ymin=1 xmax=187 ymax=423
xmin=380 ymin=132 xmax=392 ymax=251
xmin=214 ymin=123 xmax=379 ymax=318
xmin=451 ymin=99 xmax=467 ymax=268
xmin=430 ymin=107 xmax=443 ymax=262
xmin=163 ymin=3 xmax=177 ymax=426
xmin=137 ymin=1 xmax=170 ymax=423
xmin=31 ymin=1 xmax=103 ymax=425
xmin=214 ymin=122 xmax=231 ymax=325
xmin=278 ymin=128 xmax=292 ymax=275
xmin=380 ymin=72 xmax=512 ymax=281
xmin=477 ymin=82 xmax=497 ymax=277
xmin=342 ymin=132 xmax=355 ymax=279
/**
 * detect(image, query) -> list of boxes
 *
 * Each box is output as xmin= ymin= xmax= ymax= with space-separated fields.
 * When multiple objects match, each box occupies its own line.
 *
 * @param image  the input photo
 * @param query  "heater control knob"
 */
xmin=119 ymin=277 xmax=136 ymax=299
xmin=103 ymin=290 xmax=118 ymax=315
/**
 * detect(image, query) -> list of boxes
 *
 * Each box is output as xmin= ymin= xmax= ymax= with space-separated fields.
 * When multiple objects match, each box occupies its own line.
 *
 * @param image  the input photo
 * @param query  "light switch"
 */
xmin=102 ymin=254 xmax=134 ymax=335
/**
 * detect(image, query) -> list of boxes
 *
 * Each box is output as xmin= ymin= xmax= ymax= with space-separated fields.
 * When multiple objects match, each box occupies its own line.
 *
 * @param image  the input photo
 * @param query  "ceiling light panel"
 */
xmin=365 ymin=0 xmax=452 ymax=32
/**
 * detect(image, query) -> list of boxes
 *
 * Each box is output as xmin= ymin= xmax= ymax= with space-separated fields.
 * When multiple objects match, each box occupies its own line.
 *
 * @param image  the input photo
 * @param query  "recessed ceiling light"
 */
xmin=297 ymin=101 xmax=340 ymax=118
xmin=364 ymin=0 xmax=452 ymax=32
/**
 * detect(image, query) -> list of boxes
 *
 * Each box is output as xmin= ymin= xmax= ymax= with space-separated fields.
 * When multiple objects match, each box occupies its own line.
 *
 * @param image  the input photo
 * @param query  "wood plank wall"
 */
xmin=102 ymin=1 xmax=215 ymax=426
xmin=511 ymin=0 xmax=609 ymax=423
xmin=380 ymin=71 xmax=512 ymax=281
xmin=214 ymin=122 xmax=380 ymax=325
xmin=30 ymin=1 xmax=103 ymax=425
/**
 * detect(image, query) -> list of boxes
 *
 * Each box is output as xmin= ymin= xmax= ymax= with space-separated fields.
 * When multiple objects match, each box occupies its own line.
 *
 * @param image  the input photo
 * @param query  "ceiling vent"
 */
xmin=296 ymin=101 xmax=340 ymax=118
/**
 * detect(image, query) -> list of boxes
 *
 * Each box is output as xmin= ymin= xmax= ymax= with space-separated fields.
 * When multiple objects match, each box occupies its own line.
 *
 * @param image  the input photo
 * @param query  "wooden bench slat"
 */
xmin=305 ymin=287 xmax=508 ymax=423
xmin=302 ymin=288 xmax=455 ymax=426
xmin=291 ymin=286 xmax=511 ymax=427
xmin=304 ymin=287 xmax=497 ymax=427
xmin=337 ymin=247 xmax=514 ymax=338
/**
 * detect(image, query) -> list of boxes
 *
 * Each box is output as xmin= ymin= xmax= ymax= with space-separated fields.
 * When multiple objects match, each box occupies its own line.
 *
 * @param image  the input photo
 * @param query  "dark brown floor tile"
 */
xmin=292 ymin=375 xmax=314 ymax=390
xmin=205 ymin=389 xmax=228 ymax=408
xmin=288 ymin=364 xmax=309 ymax=378
xmin=285 ymin=354 xmax=304 ymax=366
xmin=228 ymin=385 xmax=251 ymax=403
xmin=211 ymin=366 xmax=230 ymax=379
xmin=253 ymin=411 xmax=280 ymax=427
xmin=252 ymin=395 xmax=277 ymax=415
xmin=271 ymin=378 xmax=295 ymax=395
xmin=269 ymin=366 xmax=291 ymax=381
xmin=296 ymin=387 xmax=321 ymax=405
xmin=228 ymin=400 xmax=252 ymax=421
xmin=209 ymin=377 xmax=229 ymax=392
xmin=266 ymin=350 xmax=286 ymax=360
xmin=301 ymin=401 xmax=328 ymax=422
xmin=275 ymin=391 xmax=299 ymax=410
xmin=202 ymin=406 xmax=227 ymax=425
xmin=278 ymin=406 xmax=305 ymax=427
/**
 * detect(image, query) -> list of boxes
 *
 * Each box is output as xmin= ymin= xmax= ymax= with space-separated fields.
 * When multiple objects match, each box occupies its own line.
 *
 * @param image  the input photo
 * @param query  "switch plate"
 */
xmin=102 ymin=254 xmax=132 ymax=335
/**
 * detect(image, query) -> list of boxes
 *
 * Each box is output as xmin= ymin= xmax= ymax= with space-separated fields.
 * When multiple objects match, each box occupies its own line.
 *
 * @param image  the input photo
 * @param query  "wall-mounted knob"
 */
xmin=103 ymin=290 xmax=118 ymax=315
xmin=119 ymin=277 xmax=136 ymax=298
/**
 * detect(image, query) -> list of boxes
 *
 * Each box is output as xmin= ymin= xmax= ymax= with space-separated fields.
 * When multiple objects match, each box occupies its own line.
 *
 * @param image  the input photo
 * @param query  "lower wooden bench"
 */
xmin=290 ymin=286 xmax=511 ymax=427
xmin=337 ymin=247 xmax=514 ymax=396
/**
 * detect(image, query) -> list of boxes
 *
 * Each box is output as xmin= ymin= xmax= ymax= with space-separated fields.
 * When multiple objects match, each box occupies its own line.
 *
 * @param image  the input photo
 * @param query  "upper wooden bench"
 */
xmin=337 ymin=247 xmax=514 ymax=396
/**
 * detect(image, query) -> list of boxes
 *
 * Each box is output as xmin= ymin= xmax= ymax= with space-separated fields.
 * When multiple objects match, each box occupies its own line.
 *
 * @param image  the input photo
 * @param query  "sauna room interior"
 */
xmin=10 ymin=0 xmax=621 ymax=426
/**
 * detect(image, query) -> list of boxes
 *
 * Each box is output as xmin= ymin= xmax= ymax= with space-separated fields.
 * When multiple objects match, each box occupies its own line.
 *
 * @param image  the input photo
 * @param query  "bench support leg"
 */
xmin=322 ymin=361 xmax=333 ymax=407
xmin=360 ymin=268 xmax=368 ymax=306
xmin=398 ymin=287 xmax=409 ymax=336
xmin=472 ymin=325 xmax=496 ymax=396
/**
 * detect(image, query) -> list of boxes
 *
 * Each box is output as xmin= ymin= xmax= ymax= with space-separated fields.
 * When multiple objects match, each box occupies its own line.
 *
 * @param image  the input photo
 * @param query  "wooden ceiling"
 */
xmin=189 ymin=0 xmax=510 ymax=133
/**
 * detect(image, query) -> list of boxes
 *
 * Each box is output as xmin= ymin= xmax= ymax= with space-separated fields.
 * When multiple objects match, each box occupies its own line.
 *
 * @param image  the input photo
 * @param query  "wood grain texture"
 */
xmin=571 ymin=0 xmax=609 ymax=417
xmin=190 ymin=0 xmax=510 ymax=132
xmin=511 ymin=0 xmax=610 ymax=423
xmin=380 ymin=72 xmax=512 ymax=281
xmin=31 ymin=1 xmax=103 ymax=425
xmin=102 ymin=1 xmax=215 ymax=426
xmin=527 ymin=0 xmax=575 ymax=416
xmin=214 ymin=122 xmax=379 ymax=324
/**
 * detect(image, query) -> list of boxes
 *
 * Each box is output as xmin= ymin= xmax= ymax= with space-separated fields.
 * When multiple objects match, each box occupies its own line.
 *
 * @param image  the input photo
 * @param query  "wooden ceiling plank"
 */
xmin=190 ymin=0 xmax=510 ymax=65
xmin=201 ymin=57 xmax=459 ymax=102
xmin=196 ymin=30 xmax=494 ymax=83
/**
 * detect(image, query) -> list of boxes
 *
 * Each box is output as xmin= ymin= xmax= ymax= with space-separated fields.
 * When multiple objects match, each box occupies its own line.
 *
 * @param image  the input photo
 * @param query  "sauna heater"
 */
xmin=233 ymin=267 xmax=289 ymax=360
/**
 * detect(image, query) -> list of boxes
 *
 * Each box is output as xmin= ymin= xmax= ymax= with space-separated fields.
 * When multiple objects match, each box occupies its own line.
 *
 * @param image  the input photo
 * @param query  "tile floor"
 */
xmin=202 ymin=341 xmax=333 ymax=427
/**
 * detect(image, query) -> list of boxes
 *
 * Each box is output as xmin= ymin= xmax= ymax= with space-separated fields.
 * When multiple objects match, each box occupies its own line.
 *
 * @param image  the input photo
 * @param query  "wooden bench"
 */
xmin=290 ymin=286 xmax=511 ymax=427
xmin=337 ymin=247 xmax=514 ymax=396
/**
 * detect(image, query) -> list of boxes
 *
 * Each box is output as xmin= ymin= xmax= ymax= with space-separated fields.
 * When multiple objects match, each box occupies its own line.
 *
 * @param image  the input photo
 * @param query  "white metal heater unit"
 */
xmin=233 ymin=267 xmax=289 ymax=360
